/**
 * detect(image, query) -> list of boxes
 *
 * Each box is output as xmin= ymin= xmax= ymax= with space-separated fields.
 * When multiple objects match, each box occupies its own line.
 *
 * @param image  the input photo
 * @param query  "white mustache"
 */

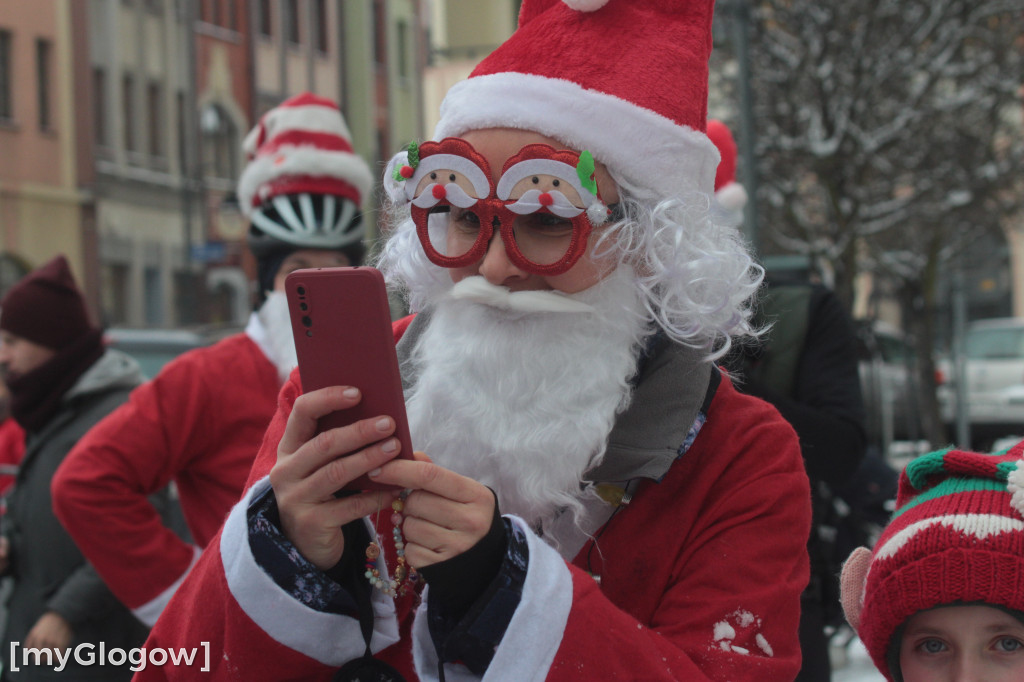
xmin=505 ymin=189 xmax=584 ymax=219
xmin=448 ymin=276 xmax=596 ymax=314
xmin=410 ymin=183 xmax=479 ymax=209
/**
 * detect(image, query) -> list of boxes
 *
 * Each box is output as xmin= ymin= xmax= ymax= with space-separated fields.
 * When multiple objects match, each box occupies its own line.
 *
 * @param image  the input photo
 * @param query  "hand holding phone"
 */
xmin=285 ymin=266 xmax=414 ymax=491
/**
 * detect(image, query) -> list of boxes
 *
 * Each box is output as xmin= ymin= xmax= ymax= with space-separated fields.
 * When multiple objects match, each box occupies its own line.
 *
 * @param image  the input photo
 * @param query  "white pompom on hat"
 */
xmin=706 ymin=120 xmax=748 ymax=213
xmin=237 ymin=92 xmax=374 ymax=218
xmin=432 ymin=0 xmax=720 ymax=201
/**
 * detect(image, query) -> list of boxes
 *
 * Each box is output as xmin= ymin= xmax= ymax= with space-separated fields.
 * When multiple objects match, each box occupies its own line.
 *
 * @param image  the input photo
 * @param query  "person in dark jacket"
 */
xmin=0 ymin=255 xmax=147 ymax=681
xmin=730 ymin=276 xmax=867 ymax=681
xmin=709 ymin=120 xmax=866 ymax=681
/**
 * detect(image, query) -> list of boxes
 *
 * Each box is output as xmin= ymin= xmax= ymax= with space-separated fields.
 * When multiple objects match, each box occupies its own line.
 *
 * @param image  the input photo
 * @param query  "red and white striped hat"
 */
xmin=432 ymin=0 xmax=720 ymax=200
xmin=238 ymin=93 xmax=373 ymax=220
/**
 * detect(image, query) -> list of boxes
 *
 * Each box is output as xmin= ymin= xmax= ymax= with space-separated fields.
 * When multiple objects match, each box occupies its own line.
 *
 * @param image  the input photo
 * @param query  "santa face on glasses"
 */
xmin=392 ymin=128 xmax=622 ymax=295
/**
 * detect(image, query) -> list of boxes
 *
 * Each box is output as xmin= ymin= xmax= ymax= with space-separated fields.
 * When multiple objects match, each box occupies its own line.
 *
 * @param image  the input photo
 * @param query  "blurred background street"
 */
xmin=0 ymin=1 xmax=1021 ymax=679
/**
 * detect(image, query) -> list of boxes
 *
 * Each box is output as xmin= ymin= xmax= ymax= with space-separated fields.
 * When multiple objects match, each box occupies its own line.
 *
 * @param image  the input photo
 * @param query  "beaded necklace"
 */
xmin=364 ymin=490 xmax=419 ymax=597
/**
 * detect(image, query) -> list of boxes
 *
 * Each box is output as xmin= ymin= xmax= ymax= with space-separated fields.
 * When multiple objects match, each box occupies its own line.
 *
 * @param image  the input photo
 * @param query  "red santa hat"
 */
xmin=431 ymin=0 xmax=720 ymax=200
xmin=238 ymin=93 xmax=374 ymax=222
xmin=840 ymin=443 xmax=1024 ymax=680
xmin=706 ymin=119 xmax=748 ymax=213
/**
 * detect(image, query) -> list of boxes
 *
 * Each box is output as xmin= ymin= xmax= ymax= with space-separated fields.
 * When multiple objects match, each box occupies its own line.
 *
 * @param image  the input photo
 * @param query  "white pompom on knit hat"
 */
xmin=432 ymin=0 xmax=720 ymax=201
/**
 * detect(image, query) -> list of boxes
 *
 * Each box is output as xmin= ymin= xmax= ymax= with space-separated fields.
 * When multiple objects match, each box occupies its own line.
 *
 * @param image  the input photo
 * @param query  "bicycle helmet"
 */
xmin=239 ymin=92 xmax=374 ymax=258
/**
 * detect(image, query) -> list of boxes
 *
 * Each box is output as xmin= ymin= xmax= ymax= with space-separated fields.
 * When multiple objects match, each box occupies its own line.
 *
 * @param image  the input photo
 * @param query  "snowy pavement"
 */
xmin=832 ymin=637 xmax=885 ymax=681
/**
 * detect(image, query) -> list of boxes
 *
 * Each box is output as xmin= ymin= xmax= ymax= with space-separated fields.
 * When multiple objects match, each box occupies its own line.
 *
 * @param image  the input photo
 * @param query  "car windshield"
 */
xmin=966 ymin=326 xmax=1024 ymax=360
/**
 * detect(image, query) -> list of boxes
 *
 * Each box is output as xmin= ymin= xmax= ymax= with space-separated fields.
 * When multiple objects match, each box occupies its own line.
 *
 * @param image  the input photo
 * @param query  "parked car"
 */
xmin=856 ymin=320 xmax=923 ymax=448
xmin=104 ymin=325 xmax=241 ymax=379
xmin=938 ymin=317 xmax=1024 ymax=449
xmin=104 ymin=328 xmax=208 ymax=379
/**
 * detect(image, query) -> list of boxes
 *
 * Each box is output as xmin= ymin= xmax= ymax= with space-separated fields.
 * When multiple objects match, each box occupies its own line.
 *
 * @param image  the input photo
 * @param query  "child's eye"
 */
xmin=918 ymin=638 xmax=948 ymax=654
xmin=995 ymin=637 xmax=1024 ymax=653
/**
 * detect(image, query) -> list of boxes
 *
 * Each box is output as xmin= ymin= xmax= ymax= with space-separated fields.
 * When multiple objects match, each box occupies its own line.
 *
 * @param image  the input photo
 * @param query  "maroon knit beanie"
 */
xmin=0 ymin=255 xmax=96 ymax=350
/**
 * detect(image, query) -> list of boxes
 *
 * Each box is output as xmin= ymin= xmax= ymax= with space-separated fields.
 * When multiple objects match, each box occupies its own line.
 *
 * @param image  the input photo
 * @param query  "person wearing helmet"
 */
xmin=51 ymin=93 xmax=374 ymax=627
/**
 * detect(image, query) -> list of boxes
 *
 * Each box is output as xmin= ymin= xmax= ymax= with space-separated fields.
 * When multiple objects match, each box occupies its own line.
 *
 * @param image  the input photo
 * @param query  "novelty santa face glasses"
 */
xmin=390 ymin=138 xmax=618 ymax=276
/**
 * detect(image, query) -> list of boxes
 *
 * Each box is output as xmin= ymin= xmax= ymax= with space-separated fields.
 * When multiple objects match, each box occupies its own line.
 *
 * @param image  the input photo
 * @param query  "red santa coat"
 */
xmin=0 ymin=416 xmax=24 ymax=498
xmin=137 ymin=323 xmax=810 ymax=681
xmin=52 ymin=332 xmax=280 ymax=626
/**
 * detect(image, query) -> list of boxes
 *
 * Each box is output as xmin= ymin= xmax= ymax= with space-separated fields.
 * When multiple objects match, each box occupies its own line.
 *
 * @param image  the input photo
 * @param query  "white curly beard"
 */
xmin=404 ymin=267 xmax=650 ymax=533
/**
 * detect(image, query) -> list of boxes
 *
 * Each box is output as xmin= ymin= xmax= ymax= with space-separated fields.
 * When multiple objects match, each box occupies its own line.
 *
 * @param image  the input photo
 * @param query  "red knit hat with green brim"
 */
xmin=840 ymin=442 xmax=1024 ymax=680
xmin=0 ymin=255 xmax=96 ymax=351
xmin=430 ymin=0 xmax=720 ymax=201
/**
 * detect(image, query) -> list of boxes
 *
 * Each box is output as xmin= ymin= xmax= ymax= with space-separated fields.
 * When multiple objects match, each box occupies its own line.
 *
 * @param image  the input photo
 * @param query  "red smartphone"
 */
xmin=285 ymin=266 xmax=414 ymax=492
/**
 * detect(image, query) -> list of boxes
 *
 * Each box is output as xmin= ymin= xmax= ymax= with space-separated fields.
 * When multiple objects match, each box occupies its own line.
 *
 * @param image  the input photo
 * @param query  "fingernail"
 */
xmin=343 ymin=387 xmax=359 ymax=399
xmin=369 ymin=467 xmax=382 ymax=477
xmin=381 ymin=438 xmax=398 ymax=454
xmin=376 ymin=418 xmax=391 ymax=432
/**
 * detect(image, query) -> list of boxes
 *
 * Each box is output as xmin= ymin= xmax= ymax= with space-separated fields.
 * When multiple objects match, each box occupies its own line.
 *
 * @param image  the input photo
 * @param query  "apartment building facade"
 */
xmin=0 ymin=1 xmax=94 ymax=308
xmin=0 ymin=0 xmax=425 ymax=328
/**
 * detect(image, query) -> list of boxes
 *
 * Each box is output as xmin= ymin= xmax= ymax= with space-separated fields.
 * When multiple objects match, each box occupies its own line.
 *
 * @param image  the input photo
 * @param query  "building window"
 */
xmin=93 ymin=68 xmax=107 ymax=145
xmin=258 ymin=0 xmax=273 ymax=37
xmin=123 ymin=74 xmax=135 ymax=152
xmin=314 ymin=0 xmax=328 ymax=53
xmin=225 ymin=0 xmax=237 ymax=31
xmin=0 ymin=31 xmax=12 ymax=121
xmin=373 ymin=0 xmax=386 ymax=67
xmin=147 ymin=81 xmax=162 ymax=157
xmin=211 ymin=0 xmax=222 ymax=27
xmin=36 ymin=39 xmax=51 ymax=130
xmin=144 ymin=266 xmax=163 ymax=327
xmin=396 ymin=20 xmax=408 ymax=79
xmin=285 ymin=0 xmax=300 ymax=45
xmin=201 ymin=103 xmax=238 ymax=180
xmin=101 ymin=263 xmax=130 ymax=326
xmin=176 ymin=90 xmax=187 ymax=166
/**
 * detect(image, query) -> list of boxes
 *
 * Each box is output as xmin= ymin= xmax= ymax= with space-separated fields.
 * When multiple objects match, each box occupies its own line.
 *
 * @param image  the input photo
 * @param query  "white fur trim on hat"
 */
xmin=434 ymin=72 xmax=719 ymax=201
xmin=562 ymin=0 xmax=611 ymax=10
xmin=237 ymin=145 xmax=375 ymax=217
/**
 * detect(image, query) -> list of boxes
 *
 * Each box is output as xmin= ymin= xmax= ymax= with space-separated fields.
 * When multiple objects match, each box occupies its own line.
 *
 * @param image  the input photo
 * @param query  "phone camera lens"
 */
xmin=297 ymin=286 xmax=306 ymax=296
xmin=302 ymin=315 xmax=312 ymax=328
xmin=300 ymin=302 xmax=308 ymax=311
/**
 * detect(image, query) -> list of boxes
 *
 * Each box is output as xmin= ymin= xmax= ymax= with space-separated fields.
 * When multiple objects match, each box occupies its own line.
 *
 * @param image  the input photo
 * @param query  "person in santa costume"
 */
xmin=50 ymin=92 xmax=373 ymax=629
xmin=138 ymin=2 xmax=811 ymax=680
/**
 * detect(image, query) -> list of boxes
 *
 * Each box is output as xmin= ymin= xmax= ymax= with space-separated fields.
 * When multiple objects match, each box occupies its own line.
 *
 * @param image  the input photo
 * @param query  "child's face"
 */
xmin=899 ymin=604 xmax=1024 ymax=682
